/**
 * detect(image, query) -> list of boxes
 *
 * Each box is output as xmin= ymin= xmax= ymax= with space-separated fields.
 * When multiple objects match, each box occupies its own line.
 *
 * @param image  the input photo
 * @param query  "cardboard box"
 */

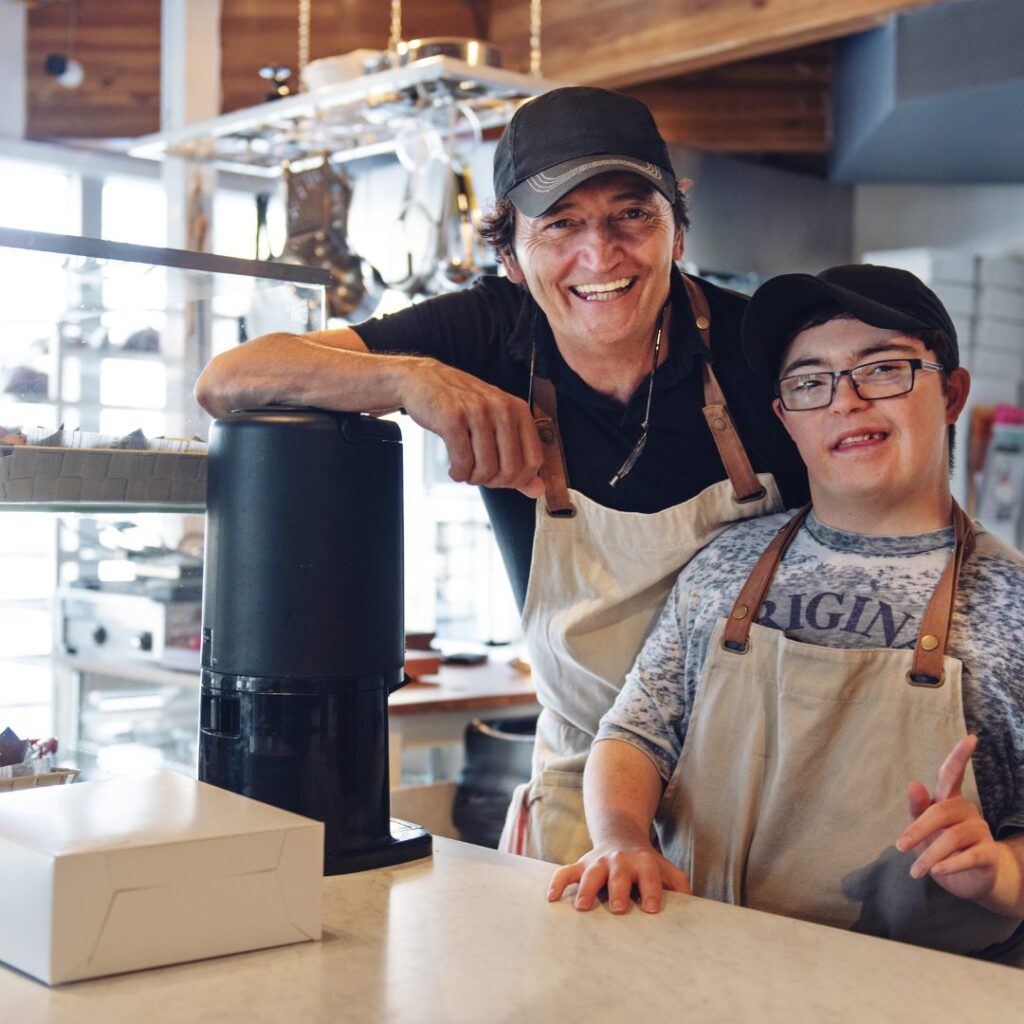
xmin=862 ymin=247 xmax=977 ymax=285
xmin=0 ymin=772 xmax=323 ymax=985
xmin=978 ymin=256 xmax=1024 ymax=291
xmin=964 ymin=348 xmax=1024 ymax=380
xmin=930 ymin=280 xmax=977 ymax=318
xmin=976 ymin=317 xmax=1024 ymax=353
xmin=978 ymin=287 xmax=1024 ymax=323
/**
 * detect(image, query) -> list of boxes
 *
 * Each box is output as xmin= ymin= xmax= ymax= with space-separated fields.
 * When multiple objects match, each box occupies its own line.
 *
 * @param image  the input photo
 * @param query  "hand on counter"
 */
xmin=549 ymin=738 xmax=688 ymax=914
xmin=896 ymin=734 xmax=1024 ymax=917
xmin=548 ymin=841 xmax=691 ymax=915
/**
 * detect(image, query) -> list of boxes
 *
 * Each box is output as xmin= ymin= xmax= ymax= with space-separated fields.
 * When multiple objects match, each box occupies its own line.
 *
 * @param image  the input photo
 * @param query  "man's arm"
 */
xmin=547 ymin=739 xmax=690 ymax=914
xmin=193 ymin=327 xmax=544 ymax=496
xmin=896 ymin=734 xmax=1024 ymax=919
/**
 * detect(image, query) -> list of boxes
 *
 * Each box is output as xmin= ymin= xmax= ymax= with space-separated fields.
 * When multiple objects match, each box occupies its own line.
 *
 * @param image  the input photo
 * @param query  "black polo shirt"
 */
xmin=354 ymin=269 xmax=809 ymax=609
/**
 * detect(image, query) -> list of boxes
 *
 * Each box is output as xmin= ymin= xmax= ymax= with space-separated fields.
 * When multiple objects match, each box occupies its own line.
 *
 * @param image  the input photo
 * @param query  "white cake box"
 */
xmin=978 ymin=256 xmax=1024 ymax=291
xmin=0 ymin=771 xmax=323 ymax=985
xmin=862 ymin=247 xmax=978 ymax=286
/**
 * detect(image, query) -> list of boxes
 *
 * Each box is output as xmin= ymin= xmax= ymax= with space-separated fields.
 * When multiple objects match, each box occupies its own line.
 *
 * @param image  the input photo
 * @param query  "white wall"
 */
xmin=854 ymin=184 xmax=1024 ymax=258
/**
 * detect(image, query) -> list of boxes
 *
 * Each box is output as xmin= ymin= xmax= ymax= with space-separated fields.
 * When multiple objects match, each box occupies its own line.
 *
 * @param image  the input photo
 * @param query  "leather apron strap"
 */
xmin=682 ymin=275 xmax=766 ymax=504
xmin=721 ymin=502 xmax=975 ymax=686
xmin=531 ymin=375 xmax=576 ymax=517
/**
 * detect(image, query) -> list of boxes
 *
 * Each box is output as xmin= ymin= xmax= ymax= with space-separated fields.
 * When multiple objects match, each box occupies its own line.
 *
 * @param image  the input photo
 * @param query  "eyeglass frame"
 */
xmin=775 ymin=357 xmax=946 ymax=411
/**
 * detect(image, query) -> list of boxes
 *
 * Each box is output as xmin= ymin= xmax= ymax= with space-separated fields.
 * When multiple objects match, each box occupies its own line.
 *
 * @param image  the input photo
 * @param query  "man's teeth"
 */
xmin=837 ymin=432 xmax=887 ymax=447
xmin=572 ymin=277 xmax=633 ymax=300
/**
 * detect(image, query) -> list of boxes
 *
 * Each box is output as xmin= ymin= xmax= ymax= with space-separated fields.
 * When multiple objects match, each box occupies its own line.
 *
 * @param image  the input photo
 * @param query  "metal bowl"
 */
xmin=399 ymin=38 xmax=503 ymax=69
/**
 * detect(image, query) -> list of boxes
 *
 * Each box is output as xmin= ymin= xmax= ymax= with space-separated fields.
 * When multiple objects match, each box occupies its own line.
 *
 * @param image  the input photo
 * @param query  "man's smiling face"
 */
xmin=504 ymin=171 xmax=682 ymax=358
xmin=774 ymin=318 xmax=969 ymax=528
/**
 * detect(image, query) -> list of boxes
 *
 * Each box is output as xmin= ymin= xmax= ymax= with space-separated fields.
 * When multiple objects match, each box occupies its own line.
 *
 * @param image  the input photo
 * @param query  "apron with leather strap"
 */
xmin=657 ymin=502 xmax=1023 ymax=955
xmin=498 ymin=276 xmax=782 ymax=864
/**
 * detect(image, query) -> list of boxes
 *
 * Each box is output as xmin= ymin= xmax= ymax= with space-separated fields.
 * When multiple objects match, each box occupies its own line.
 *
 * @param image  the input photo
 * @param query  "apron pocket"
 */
xmin=525 ymin=769 xmax=592 ymax=866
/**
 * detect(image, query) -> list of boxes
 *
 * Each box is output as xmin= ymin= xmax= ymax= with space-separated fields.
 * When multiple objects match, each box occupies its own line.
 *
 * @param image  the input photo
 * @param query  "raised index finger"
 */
xmin=935 ymin=734 xmax=977 ymax=802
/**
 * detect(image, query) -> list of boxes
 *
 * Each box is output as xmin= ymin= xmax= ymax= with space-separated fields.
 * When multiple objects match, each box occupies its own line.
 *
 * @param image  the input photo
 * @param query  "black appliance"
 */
xmin=198 ymin=407 xmax=431 ymax=874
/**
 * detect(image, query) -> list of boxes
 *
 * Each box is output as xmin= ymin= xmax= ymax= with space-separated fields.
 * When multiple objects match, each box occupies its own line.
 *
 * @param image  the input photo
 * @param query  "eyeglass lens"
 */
xmin=778 ymin=359 xmax=923 ymax=410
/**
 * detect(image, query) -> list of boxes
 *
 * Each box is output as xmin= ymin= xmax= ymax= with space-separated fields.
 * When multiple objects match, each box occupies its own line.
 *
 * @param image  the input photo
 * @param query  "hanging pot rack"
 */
xmin=130 ymin=56 xmax=565 ymax=177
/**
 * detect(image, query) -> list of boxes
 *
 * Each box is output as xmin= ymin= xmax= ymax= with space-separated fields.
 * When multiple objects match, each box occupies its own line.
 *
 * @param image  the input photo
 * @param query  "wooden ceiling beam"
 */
xmin=26 ymin=0 xmax=161 ymax=140
xmin=487 ymin=0 xmax=949 ymax=88
xmin=627 ymin=44 xmax=831 ymax=154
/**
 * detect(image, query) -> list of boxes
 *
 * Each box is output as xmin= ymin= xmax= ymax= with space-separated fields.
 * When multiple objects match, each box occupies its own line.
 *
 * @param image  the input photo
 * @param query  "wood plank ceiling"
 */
xmin=23 ymin=0 xmax=948 ymax=162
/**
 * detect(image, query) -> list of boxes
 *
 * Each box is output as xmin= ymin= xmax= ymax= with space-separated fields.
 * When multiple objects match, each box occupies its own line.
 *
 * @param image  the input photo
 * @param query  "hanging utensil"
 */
xmin=426 ymin=104 xmax=494 ymax=294
xmin=430 ymin=165 xmax=480 ymax=290
xmin=378 ymin=161 xmax=439 ymax=297
xmin=279 ymin=159 xmax=384 ymax=322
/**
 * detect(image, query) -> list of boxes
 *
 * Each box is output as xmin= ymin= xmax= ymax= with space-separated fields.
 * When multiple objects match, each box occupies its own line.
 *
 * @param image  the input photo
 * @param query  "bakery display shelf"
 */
xmin=0 ymin=444 xmax=206 ymax=510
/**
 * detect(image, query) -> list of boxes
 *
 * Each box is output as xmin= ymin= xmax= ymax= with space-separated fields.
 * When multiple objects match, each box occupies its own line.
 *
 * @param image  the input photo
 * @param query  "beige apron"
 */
xmin=657 ymin=503 xmax=1023 ymax=956
xmin=498 ymin=277 xmax=782 ymax=864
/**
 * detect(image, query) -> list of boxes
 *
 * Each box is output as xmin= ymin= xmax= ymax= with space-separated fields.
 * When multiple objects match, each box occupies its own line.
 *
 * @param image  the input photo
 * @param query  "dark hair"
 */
xmin=478 ymin=178 xmax=691 ymax=260
xmin=778 ymin=306 xmax=959 ymax=469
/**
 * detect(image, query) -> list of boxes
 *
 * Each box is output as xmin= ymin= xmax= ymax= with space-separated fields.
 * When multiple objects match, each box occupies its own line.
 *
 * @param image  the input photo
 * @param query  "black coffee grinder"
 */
xmin=198 ymin=407 xmax=432 ymax=874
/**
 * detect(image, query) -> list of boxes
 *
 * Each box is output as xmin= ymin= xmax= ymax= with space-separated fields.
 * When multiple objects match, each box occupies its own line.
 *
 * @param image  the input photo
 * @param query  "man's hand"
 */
xmin=397 ymin=359 xmax=545 ymax=498
xmin=895 ymin=735 xmax=1010 ymax=906
xmin=547 ymin=841 xmax=691 ymax=915
xmin=194 ymin=329 xmax=545 ymax=498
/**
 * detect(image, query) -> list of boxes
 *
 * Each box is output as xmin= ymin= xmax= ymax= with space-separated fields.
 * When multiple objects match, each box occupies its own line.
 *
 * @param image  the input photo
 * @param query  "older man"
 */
xmin=195 ymin=87 xmax=808 ymax=864
xmin=549 ymin=264 xmax=1024 ymax=961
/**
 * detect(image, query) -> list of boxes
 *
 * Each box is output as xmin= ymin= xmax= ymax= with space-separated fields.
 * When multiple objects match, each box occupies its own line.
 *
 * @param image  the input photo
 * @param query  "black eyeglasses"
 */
xmin=776 ymin=357 xmax=945 ymax=411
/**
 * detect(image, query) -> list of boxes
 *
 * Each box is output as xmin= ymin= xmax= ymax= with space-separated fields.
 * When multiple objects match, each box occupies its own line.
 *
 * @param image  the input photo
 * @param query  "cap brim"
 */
xmin=507 ymin=154 xmax=676 ymax=217
xmin=742 ymin=274 xmax=934 ymax=380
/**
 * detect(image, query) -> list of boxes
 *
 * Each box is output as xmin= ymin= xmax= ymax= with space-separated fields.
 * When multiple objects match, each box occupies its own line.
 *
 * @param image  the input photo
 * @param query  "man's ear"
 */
xmin=672 ymin=227 xmax=684 ymax=263
xmin=945 ymin=367 xmax=971 ymax=424
xmin=501 ymin=249 xmax=525 ymax=285
xmin=772 ymin=397 xmax=791 ymax=434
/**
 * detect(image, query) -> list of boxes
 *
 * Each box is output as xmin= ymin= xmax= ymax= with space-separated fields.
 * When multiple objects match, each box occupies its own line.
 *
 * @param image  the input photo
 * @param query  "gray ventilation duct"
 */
xmin=831 ymin=0 xmax=1024 ymax=183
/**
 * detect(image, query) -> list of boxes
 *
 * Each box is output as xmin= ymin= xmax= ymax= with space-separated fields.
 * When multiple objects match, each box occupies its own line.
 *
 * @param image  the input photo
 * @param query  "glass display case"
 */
xmin=0 ymin=227 xmax=328 ymax=776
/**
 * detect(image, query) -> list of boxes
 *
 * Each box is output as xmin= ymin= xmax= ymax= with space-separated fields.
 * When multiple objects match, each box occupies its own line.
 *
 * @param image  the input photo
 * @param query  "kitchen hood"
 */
xmin=831 ymin=0 xmax=1024 ymax=183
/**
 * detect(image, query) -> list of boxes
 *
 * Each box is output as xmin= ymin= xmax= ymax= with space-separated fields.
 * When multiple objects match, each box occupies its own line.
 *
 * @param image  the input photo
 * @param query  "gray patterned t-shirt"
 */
xmin=597 ymin=510 xmax=1024 ymax=837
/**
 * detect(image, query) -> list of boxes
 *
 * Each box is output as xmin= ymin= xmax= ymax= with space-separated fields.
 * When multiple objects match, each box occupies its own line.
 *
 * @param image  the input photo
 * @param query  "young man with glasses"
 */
xmin=548 ymin=264 xmax=1024 ymax=961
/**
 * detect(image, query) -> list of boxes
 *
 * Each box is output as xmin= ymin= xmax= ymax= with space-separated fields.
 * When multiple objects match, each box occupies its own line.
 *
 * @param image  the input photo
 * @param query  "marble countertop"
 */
xmin=3 ymin=837 xmax=1023 ymax=1023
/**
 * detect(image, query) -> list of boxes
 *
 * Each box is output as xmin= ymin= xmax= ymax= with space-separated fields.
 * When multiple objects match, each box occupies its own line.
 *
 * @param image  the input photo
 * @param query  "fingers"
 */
xmin=575 ymin=861 xmax=612 ymax=912
xmin=906 ymin=779 xmax=932 ymax=821
xmin=606 ymin=862 xmax=635 ymax=914
xmin=634 ymin=860 xmax=665 ymax=913
xmin=906 ymin=816 xmax=991 ymax=880
xmin=636 ymin=861 xmax=692 ymax=910
xmin=934 ymin=734 xmax=977 ymax=803
xmin=547 ymin=862 xmax=584 ymax=903
xmin=434 ymin=394 xmax=543 ymax=492
xmin=664 ymin=863 xmax=693 ymax=897
xmin=516 ymin=474 xmax=547 ymax=499
xmin=897 ymin=795 xmax=986 ymax=854
xmin=928 ymin=845 xmax=995 ymax=879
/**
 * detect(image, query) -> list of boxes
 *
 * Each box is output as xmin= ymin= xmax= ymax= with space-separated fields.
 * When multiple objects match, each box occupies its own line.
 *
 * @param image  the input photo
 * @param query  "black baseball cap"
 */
xmin=493 ymin=86 xmax=678 ymax=217
xmin=742 ymin=264 xmax=960 ymax=380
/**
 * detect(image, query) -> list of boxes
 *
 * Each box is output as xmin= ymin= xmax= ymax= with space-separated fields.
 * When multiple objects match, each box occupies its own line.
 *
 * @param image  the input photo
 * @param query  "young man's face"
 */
xmin=773 ymin=318 xmax=970 ymax=527
xmin=503 ymin=171 xmax=683 ymax=359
